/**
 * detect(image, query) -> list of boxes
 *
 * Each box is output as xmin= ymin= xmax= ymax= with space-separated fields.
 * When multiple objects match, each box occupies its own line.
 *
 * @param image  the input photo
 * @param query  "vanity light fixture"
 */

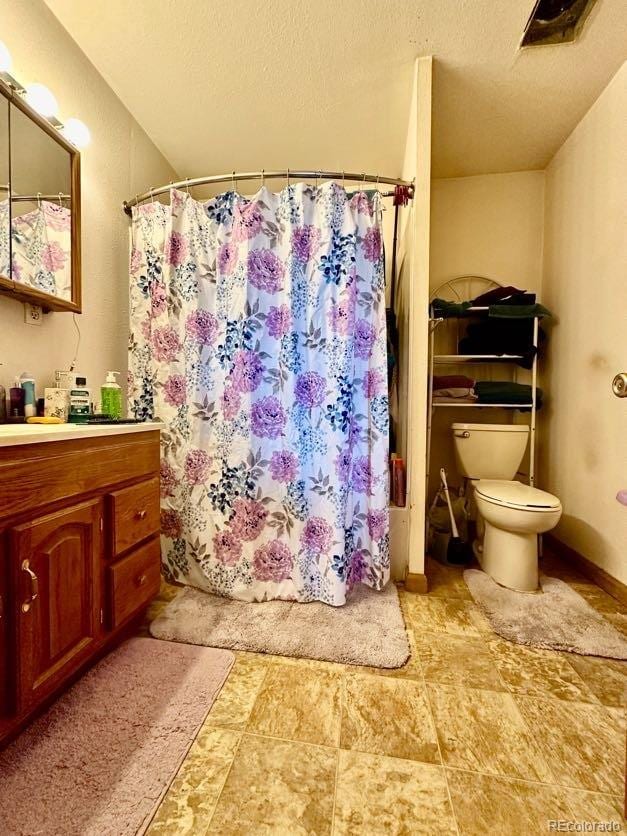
xmin=25 ymin=83 xmax=63 ymax=128
xmin=62 ymin=117 xmax=90 ymax=149
xmin=0 ymin=41 xmax=25 ymax=94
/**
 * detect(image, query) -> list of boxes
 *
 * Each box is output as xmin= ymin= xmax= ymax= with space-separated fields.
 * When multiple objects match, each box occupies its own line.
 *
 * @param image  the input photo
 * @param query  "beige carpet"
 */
xmin=464 ymin=568 xmax=627 ymax=659
xmin=150 ymin=583 xmax=411 ymax=668
xmin=0 ymin=638 xmax=234 ymax=836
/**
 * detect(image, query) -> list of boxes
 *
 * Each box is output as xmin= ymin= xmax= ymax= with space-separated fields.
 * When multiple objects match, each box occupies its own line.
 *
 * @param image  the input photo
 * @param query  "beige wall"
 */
xmin=0 ymin=1 xmax=177 ymax=399
xmin=540 ymin=62 xmax=627 ymax=584
xmin=428 ymin=172 xmax=546 ymax=497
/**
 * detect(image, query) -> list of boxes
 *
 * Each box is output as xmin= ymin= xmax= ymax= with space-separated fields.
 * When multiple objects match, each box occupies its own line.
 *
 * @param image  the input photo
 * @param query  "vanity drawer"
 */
xmin=109 ymin=477 xmax=160 ymax=556
xmin=108 ymin=537 xmax=161 ymax=628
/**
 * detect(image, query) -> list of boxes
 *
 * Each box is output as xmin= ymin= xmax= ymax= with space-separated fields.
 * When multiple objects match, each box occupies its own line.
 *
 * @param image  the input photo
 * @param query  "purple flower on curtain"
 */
xmin=160 ymin=460 xmax=177 ymax=497
xmin=269 ymin=450 xmax=299 ymax=483
xmin=362 ymin=227 xmax=382 ymax=262
xmin=165 ymin=231 xmax=188 ymax=266
xmin=334 ymin=449 xmax=352 ymax=483
xmin=152 ymin=326 xmax=181 ymax=362
xmin=163 ymin=374 xmax=187 ymax=407
xmin=354 ymin=320 xmax=377 ymax=359
xmin=231 ymin=350 xmax=264 ymax=393
xmin=247 ymin=249 xmax=285 ymax=293
xmin=301 ymin=517 xmax=333 ymax=554
xmin=150 ymin=281 xmax=167 ymax=316
xmin=221 ymin=385 xmax=241 ymax=420
xmin=229 ymin=498 xmax=268 ymax=541
xmin=351 ymin=455 xmax=372 ymax=494
xmin=266 ymin=304 xmax=292 ymax=338
xmin=295 ymin=371 xmax=326 ymax=408
xmin=347 ymin=548 xmax=368 ymax=589
xmin=362 ymin=369 xmax=386 ymax=398
xmin=328 ymin=299 xmax=355 ymax=336
xmin=349 ymin=192 xmax=374 ymax=216
xmin=130 ymin=246 xmax=142 ymax=275
xmin=367 ymin=509 xmax=388 ymax=541
xmin=252 ymin=540 xmax=293 ymax=582
xmin=186 ymin=310 xmax=218 ymax=345
xmin=218 ymin=242 xmax=238 ymax=274
xmin=41 ymin=242 xmax=66 ymax=272
xmin=184 ymin=449 xmax=211 ymax=485
xmin=213 ymin=530 xmax=242 ymax=566
xmin=251 ymin=396 xmax=287 ymax=439
xmin=232 ymin=201 xmax=264 ymax=241
xmin=292 ymin=225 xmax=321 ymax=261
xmin=161 ymin=509 xmax=182 ymax=539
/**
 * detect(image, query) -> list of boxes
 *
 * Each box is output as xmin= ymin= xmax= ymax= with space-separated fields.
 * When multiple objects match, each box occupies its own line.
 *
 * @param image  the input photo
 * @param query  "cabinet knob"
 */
xmin=136 ymin=573 xmax=147 ymax=587
xmin=21 ymin=559 xmax=39 ymax=614
xmin=135 ymin=509 xmax=147 ymax=520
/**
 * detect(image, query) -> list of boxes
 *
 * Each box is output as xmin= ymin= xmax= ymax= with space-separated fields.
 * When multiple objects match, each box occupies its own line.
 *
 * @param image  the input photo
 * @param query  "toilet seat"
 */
xmin=475 ymin=480 xmax=561 ymax=512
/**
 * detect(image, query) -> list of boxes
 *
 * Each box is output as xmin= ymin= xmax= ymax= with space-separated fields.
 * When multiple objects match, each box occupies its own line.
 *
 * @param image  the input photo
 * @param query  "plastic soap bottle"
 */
xmin=19 ymin=372 xmax=36 ymax=418
xmin=101 ymin=371 xmax=122 ymax=419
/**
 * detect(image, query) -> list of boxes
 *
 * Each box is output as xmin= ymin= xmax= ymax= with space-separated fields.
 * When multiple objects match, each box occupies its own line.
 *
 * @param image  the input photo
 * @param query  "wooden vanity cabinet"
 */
xmin=0 ymin=428 xmax=161 ymax=746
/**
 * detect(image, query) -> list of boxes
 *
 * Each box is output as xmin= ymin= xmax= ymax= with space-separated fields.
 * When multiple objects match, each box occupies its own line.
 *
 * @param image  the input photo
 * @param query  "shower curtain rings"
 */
xmin=149 ymin=187 xmax=155 ymax=204
xmin=58 ymin=192 xmax=63 ymax=207
xmin=185 ymin=178 xmax=190 ymax=196
xmin=261 ymin=169 xmax=265 ymax=188
xmin=231 ymin=171 xmax=236 ymax=193
xmin=286 ymin=168 xmax=290 ymax=189
xmin=36 ymin=192 xmax=41 ymax=209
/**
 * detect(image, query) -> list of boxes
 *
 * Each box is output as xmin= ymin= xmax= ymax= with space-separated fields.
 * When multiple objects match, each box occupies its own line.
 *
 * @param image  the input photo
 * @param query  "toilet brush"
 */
xmin=439 ymin=468 xmax=469 ymax=565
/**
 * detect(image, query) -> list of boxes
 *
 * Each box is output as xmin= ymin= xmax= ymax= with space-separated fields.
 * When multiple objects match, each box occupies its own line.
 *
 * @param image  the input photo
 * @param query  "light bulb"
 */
xmin=26 ymin=83 xmax=59 ymax=118
xmin=0 ymin=42 xmax=12 ymax=73
xmin=63 ymin=117 xmax=90 ymax=149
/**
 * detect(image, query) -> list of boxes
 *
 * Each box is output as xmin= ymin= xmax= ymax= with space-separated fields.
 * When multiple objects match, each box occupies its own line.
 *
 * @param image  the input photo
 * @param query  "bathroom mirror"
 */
xmin=0 ymin=97 xmax=9 ymax=281
xmin=0 ymin=82 xmax=81 ymax=312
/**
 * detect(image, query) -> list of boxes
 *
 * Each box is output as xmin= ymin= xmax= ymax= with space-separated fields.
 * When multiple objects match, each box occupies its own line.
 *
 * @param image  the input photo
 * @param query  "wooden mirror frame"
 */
xmin=0 ymin=81 xmax=81 ymax=313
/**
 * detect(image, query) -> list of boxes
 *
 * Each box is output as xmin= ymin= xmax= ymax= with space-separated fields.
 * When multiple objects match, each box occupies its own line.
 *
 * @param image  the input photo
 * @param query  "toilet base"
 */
xmin=476 ymin=522 xmax=539 ymax=593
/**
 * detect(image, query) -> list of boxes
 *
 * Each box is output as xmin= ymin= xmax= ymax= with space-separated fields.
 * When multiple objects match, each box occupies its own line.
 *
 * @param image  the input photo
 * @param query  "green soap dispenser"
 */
xmin=101 ymin=371 xmax=122 ymax=419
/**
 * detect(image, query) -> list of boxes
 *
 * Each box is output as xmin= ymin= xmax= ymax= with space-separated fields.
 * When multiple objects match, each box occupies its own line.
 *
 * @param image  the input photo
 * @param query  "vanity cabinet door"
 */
xmin=10 ymin=499 xmax=103 ymax=711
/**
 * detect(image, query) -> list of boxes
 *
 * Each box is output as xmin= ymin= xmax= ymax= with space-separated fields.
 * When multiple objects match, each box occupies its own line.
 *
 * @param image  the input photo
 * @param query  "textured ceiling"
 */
xmin=43 ymin=0 xmax=627 ymax=179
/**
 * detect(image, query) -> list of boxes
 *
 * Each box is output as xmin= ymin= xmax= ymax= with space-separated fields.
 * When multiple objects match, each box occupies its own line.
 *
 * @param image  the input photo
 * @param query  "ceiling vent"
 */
xmin=520 ymin=0 xmax=598 ymax=47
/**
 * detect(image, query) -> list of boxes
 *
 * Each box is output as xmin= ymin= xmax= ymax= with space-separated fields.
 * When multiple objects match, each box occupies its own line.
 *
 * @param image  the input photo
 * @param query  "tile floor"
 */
xmin=142 ymin=554 xmax=626 ymax=835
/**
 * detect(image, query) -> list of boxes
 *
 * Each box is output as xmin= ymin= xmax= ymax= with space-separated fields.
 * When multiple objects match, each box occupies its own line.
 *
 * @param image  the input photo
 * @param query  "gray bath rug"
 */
xmin=464 ymin=568 xmax=627 ymax=659
xmin=150 ymin=583 xmax=410 ymax=668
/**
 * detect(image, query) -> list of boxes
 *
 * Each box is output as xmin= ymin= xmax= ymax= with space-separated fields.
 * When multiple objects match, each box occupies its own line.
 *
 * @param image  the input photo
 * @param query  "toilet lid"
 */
xmin=475 ymin=480 xmax=561 ymax=511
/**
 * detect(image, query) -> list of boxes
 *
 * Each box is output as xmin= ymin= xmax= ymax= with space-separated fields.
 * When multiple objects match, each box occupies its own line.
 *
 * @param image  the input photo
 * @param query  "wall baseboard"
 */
xmin=405 ymin=572 xmax=429 ymax=594
xmin=545 ymin=534 xmax=627 ymax=607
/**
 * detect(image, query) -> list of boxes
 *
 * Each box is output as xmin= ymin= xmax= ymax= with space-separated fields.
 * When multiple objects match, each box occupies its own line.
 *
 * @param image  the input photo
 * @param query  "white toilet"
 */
xmin=451 ymin=422 xmax=562 ymax=592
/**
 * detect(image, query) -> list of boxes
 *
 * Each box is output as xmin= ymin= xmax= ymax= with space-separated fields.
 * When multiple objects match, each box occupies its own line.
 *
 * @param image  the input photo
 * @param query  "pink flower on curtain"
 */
xmin=367 ymin=509 xmax=387 ymax=541
xmin=252 ymin=541 xmax=293 ymax=582
xmin=232 ymin=201 xmax=264 ymax=241
xmin=160 ymin=460 xmax=177 ymax=497
xmin=354 ymin=320 xmax=377 ymax=359
xmin=221 ymin=386 xmax=241 ymax=420
xmin=251 ymin=396 xmax=287 ymax=439
xmin=292 ymin=225 xmax=321 ymax=261
xmin=229 ymin=498 xmax=267 ymax=541
xmin=213 ymin=530 xmax=242 ymax=566
xmin=247 ymin=249 xmax=285 ymax=293
xmin=334 ymin=449 xmax=352 ymax=483
xmin=328 ymin=299 xmax=355 ymax=336
xmin=231 ymin=350 xmax=264 ymax=393
xmin=351 ymin=456 xmax=373 ymax=494
xmin=362 ymin=369 xmax=386 ymax=398
xmin=165 ymin=231 xmax=188 ymax=266
xmin=184 ymin=449 xmax=211 ymax=485
xmin=301 ymin=517 xmax=333 ymax=554
xmin=186 ymin=310 xmax=218 ymax=345
xmin=161 ymin=509 xmax=182 ymax=539
xmin=295 ymin=372 xmax=326 ymax=408
xmin=362 ymin=227 xmax=382 ymax=262
xmin=163 ymin=374 xmax=187 ymax=407
xmin=150 ymin=281 xmax=167 ymax=316
xmin=266 ymin=304 xmax=292 ymax=338
xmin=130 ymin=246 xmax=142 ymax=275
xmin=269 ymin=450 xmax=299 ymax=483
xmin=152 ymin=326 xmax=181 ymax=362
xmin=41 ymin=241 xmax=66 ymax=272
xmin=347 ymin=549 xmax=368 ymax=589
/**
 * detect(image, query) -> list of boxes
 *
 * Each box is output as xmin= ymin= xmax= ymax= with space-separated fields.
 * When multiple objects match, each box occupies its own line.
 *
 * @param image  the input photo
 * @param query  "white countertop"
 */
xmin=0 ymin=421 xmax=162 ymax=447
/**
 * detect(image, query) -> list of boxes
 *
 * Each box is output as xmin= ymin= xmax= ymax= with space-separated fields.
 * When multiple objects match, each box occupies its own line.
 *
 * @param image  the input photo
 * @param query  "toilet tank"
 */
xmin=451 ymin=423 xmax=529 ymax=480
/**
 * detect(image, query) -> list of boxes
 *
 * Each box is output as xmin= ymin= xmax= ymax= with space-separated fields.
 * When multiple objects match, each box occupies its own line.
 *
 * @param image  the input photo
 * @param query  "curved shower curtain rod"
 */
xmin=123 ymin=169 xmax=414 ymax=214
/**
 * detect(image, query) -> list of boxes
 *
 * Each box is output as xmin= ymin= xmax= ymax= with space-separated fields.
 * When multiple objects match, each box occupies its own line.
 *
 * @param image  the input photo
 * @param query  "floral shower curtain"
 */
xmin=128 ymin=183 xmax=389 ymax=606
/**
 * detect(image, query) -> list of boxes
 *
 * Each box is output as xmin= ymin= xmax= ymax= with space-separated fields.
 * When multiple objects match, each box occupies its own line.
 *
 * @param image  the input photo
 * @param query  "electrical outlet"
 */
xmin=24 ymin=303 xmax=43 ymax=326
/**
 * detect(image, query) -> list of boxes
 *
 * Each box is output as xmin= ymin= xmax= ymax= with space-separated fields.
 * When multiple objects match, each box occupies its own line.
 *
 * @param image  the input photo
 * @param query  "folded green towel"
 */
xmin=475 ymin=381 xmax=543 ymax=407
xmin=431 ymin=298 xmax=472 ymax=317
xmin=488 ymin=304 xmax=552 ymax=319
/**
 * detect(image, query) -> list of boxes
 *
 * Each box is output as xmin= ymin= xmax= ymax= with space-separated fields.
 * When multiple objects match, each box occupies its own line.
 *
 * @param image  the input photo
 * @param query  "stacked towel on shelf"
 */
xmin=474 ymin=381 xmax=543 ymax=410
xmin=432 ymin=374 xmax=477 ymax=403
